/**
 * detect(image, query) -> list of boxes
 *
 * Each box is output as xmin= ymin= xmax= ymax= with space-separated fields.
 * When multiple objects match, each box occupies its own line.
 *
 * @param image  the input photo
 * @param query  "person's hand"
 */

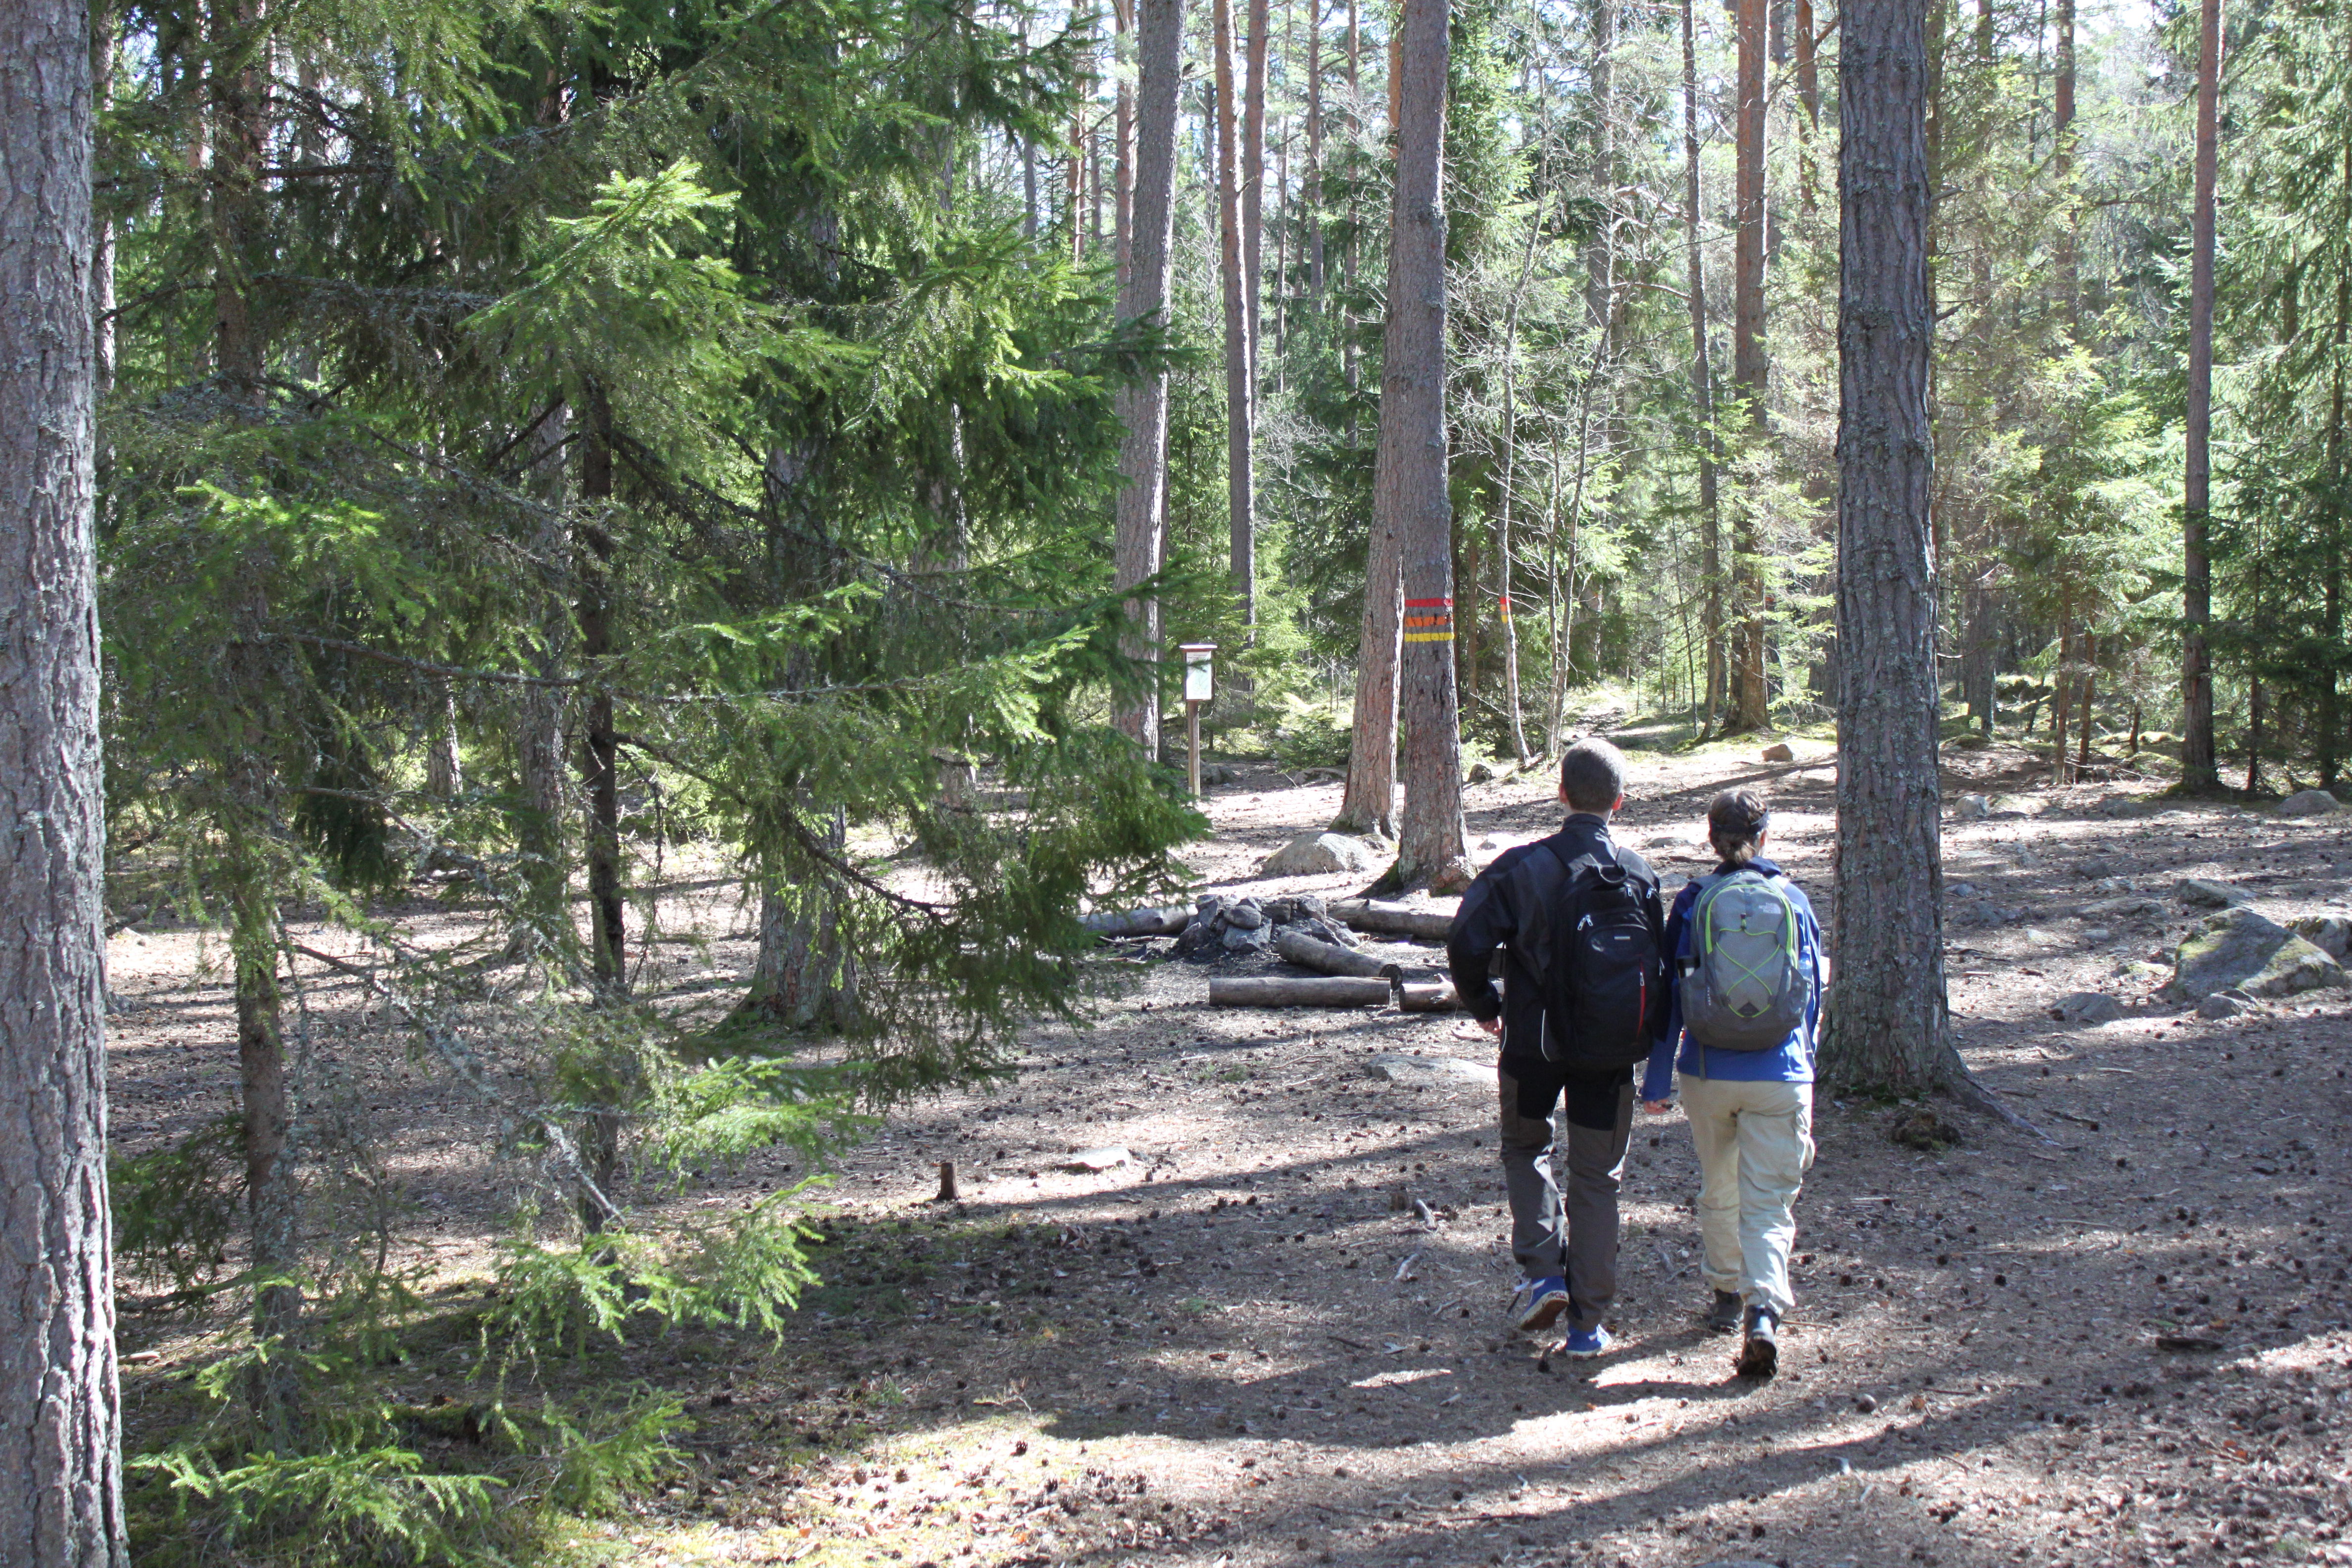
xmin=1477 ymin=1016 xmax=1503 ymax=1038
xmin=1642 ymin=1100 xmax=1672 ymax=1115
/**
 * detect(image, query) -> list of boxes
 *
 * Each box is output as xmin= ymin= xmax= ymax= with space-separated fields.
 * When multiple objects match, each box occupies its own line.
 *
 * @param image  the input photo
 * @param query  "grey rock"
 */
xmin=1195 ymin=893 xmax=1226 ymax=924
xmin=1306 ymin=916 xmax=1360 ymax=947
xmin=2169 ymin=905 xmax=2351 ymax=1000
xmin=2177 ymin=878 xmax=2253 ymax=909
xmin=1761 ymin=741 xmax=1796 ymax=762
xmin=1259 ymin=831 xmax=1382 ymax=878
xmin=1174 ymin=921 xmax=1215 ymax=955
xmin=1466 ymin=761 xmax=1498 ymax=784
xmin=1056 ymin=1146 xmax=1132 ymax=1172
xmin=1222 ymin=899 xmax=1266 ymax=930
xmin=2196 ymin=991 xmax=2251 ymax=1021
xmin=2050 ymin=991 xmax=2125 ymax=1025
xmin=1220 ymin=922 xmax=1272 ymax=952
xmin=1694 ymin=1561 xmax=1780 ymax=1568
xmin=2080 ymin=895 xmax=2166 ymax=920
xmin=1989 ymin=793 xmax=2046 ymax=818
xmin=1952 ymin=794 xmax=1991 ymax=821
xmin=2290 ymin=915 xmax=2352 ymax=961
xmin=2094 ymin=793 xmax=2148 ymax=818
xmin=2082 ymin=926 xmax=2114 ymax=943
xmin=2091 ymin=875 xmax=2141 ymax=894
xmin=1364 ymin=1053 xmax=1491 ymax=1087
xmin=2279 ymin=788 xmax=2342 ymax=819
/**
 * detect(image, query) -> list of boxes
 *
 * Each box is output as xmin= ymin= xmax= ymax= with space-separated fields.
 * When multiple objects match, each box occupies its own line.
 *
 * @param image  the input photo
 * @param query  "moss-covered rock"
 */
xmin=2168 ymin=907 xmax=2350 ymax=1000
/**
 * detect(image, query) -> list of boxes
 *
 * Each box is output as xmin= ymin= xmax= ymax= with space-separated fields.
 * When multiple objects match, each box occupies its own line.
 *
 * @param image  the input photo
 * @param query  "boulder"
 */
xmin=2049 ymin=991 xmax=2125 ymax=1025
xmin=2196 ymin=990 xmax=2251 ymax=1021
xmin=2279 ymin=788 xmax=2342 ymax=819
xmin=2177 ymin=878 xmax=2253 ymax=909
xmin=1761 ymin=741 xmax=1795 ymax=763
xmin=1220 ymin=922 xmax=1273 ymax=953
xmin=1988 ymin=793 xmax=2045 ymax=818
xmin=1259 ymin=831 xmax=1381 ymax=877
xmin=1174 ymin=920 xmax=1215 ymax=955
xmin=1951 ymin=794 xmax=1992 ymax=821
xmin=2290 ymin=915 xmax=2351 ymax=961
xmin=2169 ymin=905 xmax=2351 ymax=1000
xmin=1222 ymin=898 xmax=1266 ymax=930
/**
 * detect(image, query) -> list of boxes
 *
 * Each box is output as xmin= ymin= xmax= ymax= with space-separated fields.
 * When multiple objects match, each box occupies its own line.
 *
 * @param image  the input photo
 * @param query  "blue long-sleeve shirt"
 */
xmin=1639 ymin=858 xmax=1824 ymax=1102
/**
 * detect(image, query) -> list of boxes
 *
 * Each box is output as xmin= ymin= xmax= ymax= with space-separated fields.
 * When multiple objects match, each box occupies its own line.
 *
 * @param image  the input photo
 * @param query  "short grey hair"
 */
xmin=1558 ymin=738 xmax=1627 ymax=813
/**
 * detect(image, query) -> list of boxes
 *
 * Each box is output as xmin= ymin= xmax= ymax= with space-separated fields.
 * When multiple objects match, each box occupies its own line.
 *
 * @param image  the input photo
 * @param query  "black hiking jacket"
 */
xmin=1445 ymin=814 xmax=1667 ymax=1070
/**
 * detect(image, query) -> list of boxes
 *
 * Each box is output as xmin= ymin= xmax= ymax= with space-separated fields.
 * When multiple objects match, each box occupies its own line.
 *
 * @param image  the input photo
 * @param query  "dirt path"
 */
xmin=105 ymin=739 xmax=2352 ymax=1568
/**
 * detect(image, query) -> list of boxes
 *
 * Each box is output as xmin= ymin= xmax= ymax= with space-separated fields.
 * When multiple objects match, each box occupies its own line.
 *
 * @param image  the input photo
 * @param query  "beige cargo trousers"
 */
xmin=1679 ymin=1075 xmax=1815 ymax=1318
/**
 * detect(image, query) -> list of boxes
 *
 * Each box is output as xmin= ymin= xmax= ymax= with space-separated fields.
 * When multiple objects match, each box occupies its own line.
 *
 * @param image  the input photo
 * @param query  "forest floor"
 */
xmin=102 ymin=720 xmax=2352 ymax=1568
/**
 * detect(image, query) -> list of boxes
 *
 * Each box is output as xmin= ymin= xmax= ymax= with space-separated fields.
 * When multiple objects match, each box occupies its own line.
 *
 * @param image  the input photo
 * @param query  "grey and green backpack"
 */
xmin=1677 ymin=870 xmax=1808 ymax=1050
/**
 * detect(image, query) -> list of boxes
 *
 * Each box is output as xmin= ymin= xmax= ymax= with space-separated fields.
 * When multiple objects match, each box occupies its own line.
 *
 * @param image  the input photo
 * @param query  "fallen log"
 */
xmin=1273 ymin=928 xmax=1396 ymax=980
xmin=1329 ymin=898 xmax=1456 ymax=941
xmin=1079 ymin=904 xmax=1193 ymax=938
xmin=1395 ymin=980 xmax=1460 ymax=1013
xmin=1208 ymin=976 xmax=1393 ymax=1009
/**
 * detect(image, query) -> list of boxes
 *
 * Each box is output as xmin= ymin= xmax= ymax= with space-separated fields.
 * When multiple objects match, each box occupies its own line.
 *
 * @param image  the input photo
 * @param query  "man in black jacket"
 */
xmin=1446 ymin=738 xmax=1665 ymax=1357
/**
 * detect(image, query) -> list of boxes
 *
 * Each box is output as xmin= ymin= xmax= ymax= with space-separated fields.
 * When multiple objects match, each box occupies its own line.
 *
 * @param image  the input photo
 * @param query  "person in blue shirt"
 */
xmin=1639 ymin=788 xmax=1827 ymax=1379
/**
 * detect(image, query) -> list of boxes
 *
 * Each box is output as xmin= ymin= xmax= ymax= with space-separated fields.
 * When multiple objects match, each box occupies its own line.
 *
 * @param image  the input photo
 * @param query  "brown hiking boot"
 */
xmin=1736 ymin=1305 xmax=1780 ymax=1378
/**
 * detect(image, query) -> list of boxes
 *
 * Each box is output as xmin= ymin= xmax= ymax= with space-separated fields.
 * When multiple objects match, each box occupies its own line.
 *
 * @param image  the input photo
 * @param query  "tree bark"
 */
xmin=0 ymin=0 xmax=128 ymax=1545
xmin=2178 ymin=0 xmax=2222 ymax=792
xmin=1114 ymin=0 xmax=1186 ymax=758
xmin=1384 ymin=0 xmax=1469 ymax=895
xmin=1214 ymin=0 xmax=1258 ymax=636
xmin=1335 ymin=514 xmax=1404 ymax=836
xmin=1684 ymin=0 xmax=1723 ymax=732
xmin=1243 ymin=0 xmax=1270 ymax=371
xmin=1115 ymin=0 xmax=1134 ymax=282
xmin=1209 ymin=975 xmax=1392 ymax=1008
xmin=1306 ymin=0 xmax=1324 ymax=297
xmin=1727 ymin=0 xmax=1772 ymax=733
xmin=1820 ymin=0 xmax=1965 ymax=1096
xmin=577 ymin=387 xmax=625 ymax=992
xmin=2053 ymin=0 xmax=2077 ymax=320
xmin=516 ymin=401 xmax=572 ymax=955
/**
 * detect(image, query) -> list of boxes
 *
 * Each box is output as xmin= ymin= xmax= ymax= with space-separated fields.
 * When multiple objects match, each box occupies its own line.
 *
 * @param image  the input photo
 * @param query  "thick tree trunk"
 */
xmin=1114 ymin=0 xmax=1185 ymax=758
xmin=1683 ymin=0 xmax=1723 ymax=732
xmin=1820 ymin=0 xmax=1964 ymax=1096
xmin=1335 ymin=515 xmax=1405 ymax=836
xmin=1214 ymin=0 xmax=1258 ymax=636
xmin=2178 ymin=0 xmax=2222 ymax=791
xmin=1384 ymin=0 xmax=1469 ymax=895
xmin=1727 ymin=0 xmax=1772 ymax=733
xmin=2322 ymin=195 xmax=2349 ymax=794
xmin=0 ymin=0 xmax=128 ymax=1545
xmin=739 ymin=834 xmax=860 ymax=1032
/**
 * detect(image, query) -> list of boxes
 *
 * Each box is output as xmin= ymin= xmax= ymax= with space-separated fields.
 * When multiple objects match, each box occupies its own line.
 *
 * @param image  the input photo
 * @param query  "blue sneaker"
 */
xmin=1560 ymin=1323 xmax=1614 ymax=1359
xmin=1512 ymin=1276 xmax=1570 ymax=1334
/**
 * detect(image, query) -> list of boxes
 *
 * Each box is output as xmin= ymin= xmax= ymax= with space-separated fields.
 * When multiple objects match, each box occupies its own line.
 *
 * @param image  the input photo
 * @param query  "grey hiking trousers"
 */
xmin=1498 ymin=1063 xmax=1635 ymax=1331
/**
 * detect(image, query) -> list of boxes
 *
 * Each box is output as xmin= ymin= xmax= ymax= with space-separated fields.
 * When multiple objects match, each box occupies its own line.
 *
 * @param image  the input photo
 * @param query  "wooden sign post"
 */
xmin=1179 ymin=642 xmax=1217 ymax=796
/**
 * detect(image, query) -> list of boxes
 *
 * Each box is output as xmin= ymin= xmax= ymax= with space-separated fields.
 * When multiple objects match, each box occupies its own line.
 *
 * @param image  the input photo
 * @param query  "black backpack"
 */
xmin=1536 ymin=844 xmax=1663 ymax=1070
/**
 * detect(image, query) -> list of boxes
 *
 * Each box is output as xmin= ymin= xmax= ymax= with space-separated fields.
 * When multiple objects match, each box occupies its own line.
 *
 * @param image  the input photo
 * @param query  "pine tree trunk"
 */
xmin=1114 ymin=0 xmax=1185 ymax=758
xmin=0 ymin=0 xmax=129 ymax=1542
xmin=516 ymin=402 xmax=572 ymax=954
xmin=577 ymin=387 xmax=626 ymax=993
xmin=1727 ymin=0 xmax=1772 ymax=733
xmin=1795 ymin=0 xmax=1821 ymax=211
xmin=1683 ymin=0 xmax=1723 ymax=733
xmin=2054 ymin=0 xmax=2077 ymax=319
xmin=425 ymin=682 xmax=462 ymax=799
xmin=2178 ymin=0 xmax=2222 ymax=792
xmin=1307 ymin=0 xmax=1324 ymax=296
xmin=212 ymin=0 xmax=306 ymax=1445
xmin=1243 ymin=0 xmax=1269 ymax=370
xmin=1384 ymin=0 xmax=1470 ymax=895
xmin=1820 ymin=0 xmax=1964 ymax=1096
xmin=739 ymin=822 xmax=860 ymax=1032
xmin=1214 ymin=0 xmax=1258 ymax=637
xmin=1115 ymin=0 xmax=1134 ymax=281
xmin=2322 ymin=184 xmax=2348 ymax=794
